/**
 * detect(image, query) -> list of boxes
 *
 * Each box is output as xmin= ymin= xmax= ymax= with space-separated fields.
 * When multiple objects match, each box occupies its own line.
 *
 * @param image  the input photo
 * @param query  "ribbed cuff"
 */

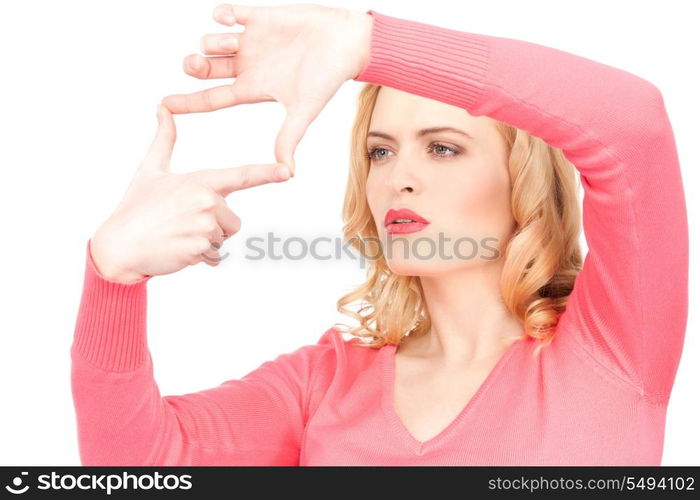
xmin=71 ymin=238 xmax=151 ymax=372
xmin=354 ymin=9 xmax=490 ymax=111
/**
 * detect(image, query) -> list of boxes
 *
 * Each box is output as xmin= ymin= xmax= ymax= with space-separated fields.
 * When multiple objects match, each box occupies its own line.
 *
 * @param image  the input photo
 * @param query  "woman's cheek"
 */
xmin=448 ymin=167 xmax=511 ymax=240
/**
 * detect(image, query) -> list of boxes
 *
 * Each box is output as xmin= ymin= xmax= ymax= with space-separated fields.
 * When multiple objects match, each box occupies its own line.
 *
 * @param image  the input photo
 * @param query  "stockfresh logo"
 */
xmin=3 ymin=470 xmax=192 ymax=495
xmin=5 ymin=471 xmax=29 ymax=494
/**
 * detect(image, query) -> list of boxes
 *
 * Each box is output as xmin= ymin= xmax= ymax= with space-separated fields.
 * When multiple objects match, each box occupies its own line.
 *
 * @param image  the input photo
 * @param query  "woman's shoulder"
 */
xmin=271 ymin=327 xmax=383 ymax=373
xmin=315 ymin=326 xmax=386 ymax=358
xmin=286 ymin=327 xmax=386 ymax=414
xmin=299 ymin=326 xmax=387 ymax=376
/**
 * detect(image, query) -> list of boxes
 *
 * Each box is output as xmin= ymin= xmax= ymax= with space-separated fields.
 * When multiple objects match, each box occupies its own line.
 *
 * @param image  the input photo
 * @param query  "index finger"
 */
xmin=195 ymin=163 xmax=292 ymax=197
xmin=161 ymin=79 xmax=273 ymax=114
xmin=161 ymin=84 xmax=238 ymax=114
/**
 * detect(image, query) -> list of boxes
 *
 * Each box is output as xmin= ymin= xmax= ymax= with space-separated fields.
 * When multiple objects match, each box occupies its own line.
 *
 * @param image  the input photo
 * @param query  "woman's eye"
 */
xmin=364 ymin=143 xmax=461 ymax=163
xmin=428 ymin=143 xmax=459 ymax=157
xmin=365 ymin=147 xmax=391 ymax=162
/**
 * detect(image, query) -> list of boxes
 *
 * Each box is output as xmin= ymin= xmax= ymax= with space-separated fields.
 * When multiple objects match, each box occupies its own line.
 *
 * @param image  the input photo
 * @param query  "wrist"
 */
xmin=350 ymin=11 xmax=373 ymax=80
xmin=89 ymin=230 xmax=146 ymax=284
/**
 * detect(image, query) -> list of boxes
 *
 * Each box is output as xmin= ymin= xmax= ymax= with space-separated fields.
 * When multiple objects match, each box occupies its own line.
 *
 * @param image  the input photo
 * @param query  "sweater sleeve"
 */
xmin=353 ymin=10 xmax=688 ymax=404
xmin=71 ymin=238 xmax=335 ymax=465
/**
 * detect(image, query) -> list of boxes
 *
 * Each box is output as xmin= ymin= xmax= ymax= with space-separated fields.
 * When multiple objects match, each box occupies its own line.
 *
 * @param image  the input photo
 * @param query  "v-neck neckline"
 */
xmin=381 ymin=334 xmax=525 ymax=455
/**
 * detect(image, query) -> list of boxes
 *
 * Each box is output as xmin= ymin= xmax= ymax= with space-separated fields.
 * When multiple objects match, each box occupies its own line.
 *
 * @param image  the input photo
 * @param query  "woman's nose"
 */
xmin=385 ymin=158 xmax=420 ymax=194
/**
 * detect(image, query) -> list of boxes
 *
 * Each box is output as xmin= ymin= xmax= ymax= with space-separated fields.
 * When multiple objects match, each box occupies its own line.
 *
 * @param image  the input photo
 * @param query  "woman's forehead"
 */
xmin=370 ymin=87 xmax=488 ymax=138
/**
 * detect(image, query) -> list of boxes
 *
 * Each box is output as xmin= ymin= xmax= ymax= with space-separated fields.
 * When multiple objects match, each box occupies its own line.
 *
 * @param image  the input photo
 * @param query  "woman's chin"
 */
xmin=385 ymin=258 xmax=453 ymax=277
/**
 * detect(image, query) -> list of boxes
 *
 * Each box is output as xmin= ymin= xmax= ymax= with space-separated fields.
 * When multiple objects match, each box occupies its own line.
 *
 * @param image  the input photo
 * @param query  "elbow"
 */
xmin=634 ymin=80 xmax=672 ymax=139
xmin=619 ymin=80 xmax=675 ymax=158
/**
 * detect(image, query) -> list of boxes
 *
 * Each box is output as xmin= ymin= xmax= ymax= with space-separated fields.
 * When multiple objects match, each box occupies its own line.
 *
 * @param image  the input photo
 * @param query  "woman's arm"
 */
xmin=71 ymin=239 xmax=334 ymax=465
xmin=353 ymin=10 xmax=687 ymax=403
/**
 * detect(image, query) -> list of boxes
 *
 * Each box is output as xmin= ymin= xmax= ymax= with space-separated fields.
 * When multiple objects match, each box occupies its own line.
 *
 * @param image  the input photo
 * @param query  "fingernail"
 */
xmin=276 ymin=166 xmax=291 ymax=180
xmin=223 ymin=13 xmax=235 ymax=25
xmin=188 ymin=56 xmax=201 ymax=71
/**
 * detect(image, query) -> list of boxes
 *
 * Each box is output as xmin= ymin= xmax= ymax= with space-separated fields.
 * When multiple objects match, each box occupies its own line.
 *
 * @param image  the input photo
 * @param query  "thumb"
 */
xmin=139 ymin=103 xmax=177 ymax=174
xmin=275 ymin=108 xmax=315 ymax=177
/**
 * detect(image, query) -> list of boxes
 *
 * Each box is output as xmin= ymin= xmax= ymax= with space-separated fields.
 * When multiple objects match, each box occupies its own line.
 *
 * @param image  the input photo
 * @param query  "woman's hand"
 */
xmin=89 ymin=105 xmax=292 ymax=284
xmin=161 ymin=3 xmax=373 ymax=174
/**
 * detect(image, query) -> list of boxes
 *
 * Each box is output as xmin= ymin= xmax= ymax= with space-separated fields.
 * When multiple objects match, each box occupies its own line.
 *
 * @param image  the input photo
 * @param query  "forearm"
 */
xmin=71 ymin=238 xmax=166 ymax=464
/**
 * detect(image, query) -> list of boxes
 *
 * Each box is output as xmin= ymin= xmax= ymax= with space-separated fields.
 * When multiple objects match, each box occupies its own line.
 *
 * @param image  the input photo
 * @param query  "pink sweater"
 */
xmin=71 ymin=9 xmax=688 ymax=465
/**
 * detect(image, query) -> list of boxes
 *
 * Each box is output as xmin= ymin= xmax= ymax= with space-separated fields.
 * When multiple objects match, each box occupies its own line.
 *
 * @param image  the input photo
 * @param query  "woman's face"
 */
xmin=365 ymin=86 xmax=515 ymax=276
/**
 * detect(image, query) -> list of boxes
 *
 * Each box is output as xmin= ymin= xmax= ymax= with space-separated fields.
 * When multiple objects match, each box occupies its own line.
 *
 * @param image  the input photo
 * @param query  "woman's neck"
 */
xmin=415 ymin=260 xmax=523 ymax=365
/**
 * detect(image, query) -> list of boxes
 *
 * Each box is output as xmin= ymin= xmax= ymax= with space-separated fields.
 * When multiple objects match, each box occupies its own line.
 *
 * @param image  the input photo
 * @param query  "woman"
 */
xmin=71 ymin=4 xmax=688 ymax=465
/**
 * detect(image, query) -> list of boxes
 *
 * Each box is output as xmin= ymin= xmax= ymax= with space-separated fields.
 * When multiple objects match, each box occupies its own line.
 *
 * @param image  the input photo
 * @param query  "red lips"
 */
xmin=384 ymin=208 xmax=430 ymax=227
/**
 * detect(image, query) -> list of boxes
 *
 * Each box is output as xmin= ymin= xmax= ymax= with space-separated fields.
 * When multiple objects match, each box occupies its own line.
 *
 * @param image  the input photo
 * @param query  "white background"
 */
xmin=0 ymin=0 xmax=697 ymax=465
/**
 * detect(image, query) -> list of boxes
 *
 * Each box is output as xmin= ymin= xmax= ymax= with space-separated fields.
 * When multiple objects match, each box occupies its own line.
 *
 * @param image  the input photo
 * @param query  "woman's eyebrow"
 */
xmin=367 ymin=127 xmax=473 ymax=141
